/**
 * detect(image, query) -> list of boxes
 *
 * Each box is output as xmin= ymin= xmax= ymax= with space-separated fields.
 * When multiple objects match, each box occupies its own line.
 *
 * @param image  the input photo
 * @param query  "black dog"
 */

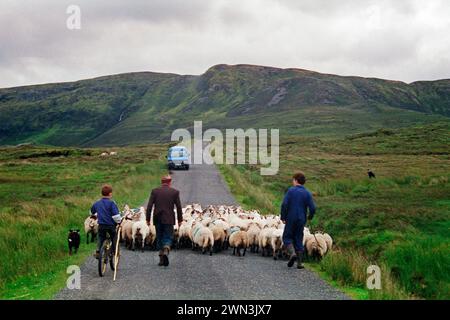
xmin=368 ymin=169 xmax=376 ymax=179
xmin=68 ymin=229 xmax=81 ymax=255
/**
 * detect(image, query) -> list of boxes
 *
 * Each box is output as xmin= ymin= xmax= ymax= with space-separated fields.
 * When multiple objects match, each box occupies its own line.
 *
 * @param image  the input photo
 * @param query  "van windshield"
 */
xmin=170 ymin=150 xmax=185 ymax=158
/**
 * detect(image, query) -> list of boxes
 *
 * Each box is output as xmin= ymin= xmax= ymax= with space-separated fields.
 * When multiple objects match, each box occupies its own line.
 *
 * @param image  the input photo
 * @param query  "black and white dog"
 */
xmin=68 ymin=229 xmax=81 ymax=255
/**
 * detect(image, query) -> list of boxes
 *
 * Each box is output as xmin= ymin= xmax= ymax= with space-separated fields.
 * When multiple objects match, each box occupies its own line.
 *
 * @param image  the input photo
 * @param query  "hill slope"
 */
xmin=0 ymin=64 xmax=449 ymax=146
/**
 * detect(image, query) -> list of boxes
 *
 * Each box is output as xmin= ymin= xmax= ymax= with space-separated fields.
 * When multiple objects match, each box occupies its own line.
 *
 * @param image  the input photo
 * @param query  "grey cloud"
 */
xmin=0 ymin=0 xmax=449 ymax=88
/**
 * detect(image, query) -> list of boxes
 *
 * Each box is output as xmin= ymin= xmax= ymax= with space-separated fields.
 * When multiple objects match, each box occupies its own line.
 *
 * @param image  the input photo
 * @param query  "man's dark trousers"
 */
xmin=155 ymin=222 xmax=174 ymax=250
xmin=282 ymin=219 xmax=305 ymax=253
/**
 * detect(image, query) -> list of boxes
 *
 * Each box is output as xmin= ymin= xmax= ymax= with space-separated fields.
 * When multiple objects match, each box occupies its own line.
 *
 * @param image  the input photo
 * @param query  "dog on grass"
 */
xmin=68 ymin=229 xmax=81 ymax=255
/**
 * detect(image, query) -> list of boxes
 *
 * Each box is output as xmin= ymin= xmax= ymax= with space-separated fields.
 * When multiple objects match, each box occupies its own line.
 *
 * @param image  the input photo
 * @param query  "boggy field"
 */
xmin=219 ymin=122 xmax=450 ymax=299
xmin=0 ymin=122 xmax=448 ymax=300
xmin=0 ymin=144 xmax=168 ymax=299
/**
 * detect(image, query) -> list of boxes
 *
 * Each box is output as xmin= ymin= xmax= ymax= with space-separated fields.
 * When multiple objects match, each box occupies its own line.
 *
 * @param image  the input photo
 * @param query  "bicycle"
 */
xmin=98 ymin=221 xmax=123 ymax=281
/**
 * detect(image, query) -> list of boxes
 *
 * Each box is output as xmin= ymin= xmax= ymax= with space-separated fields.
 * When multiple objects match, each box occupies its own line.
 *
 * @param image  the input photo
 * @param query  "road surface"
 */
xmin=55 ymin=156 xmax=349 ymax=300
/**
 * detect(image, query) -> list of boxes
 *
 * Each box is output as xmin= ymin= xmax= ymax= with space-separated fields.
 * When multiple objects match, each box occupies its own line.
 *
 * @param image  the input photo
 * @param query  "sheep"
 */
xmin=305 ymin=233 xmax=328 ymax=259
xmin=117 ymin=204 xmax=334 ymax=265
xmin=84 ymin=215 xmax=98 ymax=244
xmin=303 ymin=232 xmax=313 ymax=247
xmin=270 ymin=229 xmax=284 ymax=260
xmin=228 ymin=227 xmax=249 ymax=257
xmin=131 ymin=213 xmax=150 ymax=252
xmin=259 ymin=227 xmax=276 ymax=256
xmin=322 ymin=233 xmax=333 ymax=252
xmin=209 ymin=224 xmax=226 ymax=253
xmin=109 ymin=151 xmax=117 ymax=156
xmin=190 ymin=221 xmax=214 ymax=255
xmin=265 ymin=217 xmax=279 ymax=229
xmin=100 ymin=152 xmax=108 ymax=157
xmin=177 ymin=220 xmax=193 ymax=249
xmin=247 ymin=223 xmax=261 ymax=253
xmin=145 ymin=224 xmax=157 ymax=249
xmin=120 ymin=208 xmax=141 ymax=247
xmin=121 ymin=220 xmax=133 ymax=248
xmin=201 ymin=217 xmax=212 ymax=227
xmin=209 ymin=219 xmax=231 ymax=249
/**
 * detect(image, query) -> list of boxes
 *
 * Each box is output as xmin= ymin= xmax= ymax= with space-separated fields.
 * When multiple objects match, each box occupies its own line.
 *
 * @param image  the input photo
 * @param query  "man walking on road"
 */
xmin=281 ymin=172 xmax=316 ymax=269
xmin=146 ymin=175 xmax=183 ymax=267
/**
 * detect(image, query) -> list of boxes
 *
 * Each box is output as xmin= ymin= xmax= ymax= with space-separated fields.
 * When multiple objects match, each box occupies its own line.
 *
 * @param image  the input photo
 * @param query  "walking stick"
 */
xmin=113 ymin=224 xmax=122 ymax=281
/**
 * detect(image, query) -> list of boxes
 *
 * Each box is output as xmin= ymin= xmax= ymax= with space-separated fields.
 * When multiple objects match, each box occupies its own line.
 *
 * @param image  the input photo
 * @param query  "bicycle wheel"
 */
xmin=98 ymin=240 xmax=109 ymax=277
xmin=109 ymin=250 xmax=115 ymax=271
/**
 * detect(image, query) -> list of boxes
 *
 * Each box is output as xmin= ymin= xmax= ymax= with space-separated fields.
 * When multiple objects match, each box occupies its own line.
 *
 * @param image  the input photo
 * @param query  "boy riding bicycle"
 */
xmin=91 ymin=184 xmax=122 ymax=259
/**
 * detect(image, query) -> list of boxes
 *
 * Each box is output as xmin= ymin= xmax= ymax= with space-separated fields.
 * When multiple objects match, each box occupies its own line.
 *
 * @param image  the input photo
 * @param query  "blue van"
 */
xmin=167 ymin=146 xmax=190 ymax=170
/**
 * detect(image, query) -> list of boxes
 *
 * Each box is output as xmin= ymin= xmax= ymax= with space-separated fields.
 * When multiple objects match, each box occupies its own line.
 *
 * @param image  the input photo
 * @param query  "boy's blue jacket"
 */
xmin=281 ymin=185 xmax=316 ymax=223
xmin=90 ymin=198 xmax=120 ymax=226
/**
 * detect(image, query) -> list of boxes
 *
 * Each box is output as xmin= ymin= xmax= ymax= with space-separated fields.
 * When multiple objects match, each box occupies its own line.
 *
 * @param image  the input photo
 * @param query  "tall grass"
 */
xmin=0 ymin=145 xmax=168 ymax=299
xmin=217 ymin=127 xmax=450 ymax=299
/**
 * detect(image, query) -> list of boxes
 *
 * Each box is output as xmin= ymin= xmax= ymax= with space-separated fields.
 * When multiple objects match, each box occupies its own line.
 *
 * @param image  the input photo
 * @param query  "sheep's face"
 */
xmin=132 ymin=212 xmax=141 ymax=221
xmin=89 ymin=219 xmax=96 ymax=229
xmin=308 ymin=241 xmax=324 ymax=260
xmin=311 ymin=247 xmax=323 ymax=260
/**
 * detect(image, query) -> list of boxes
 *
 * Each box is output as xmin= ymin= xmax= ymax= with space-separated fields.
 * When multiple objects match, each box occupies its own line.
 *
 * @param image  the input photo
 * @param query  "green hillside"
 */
xmin=0 ymin=64 xmax=449 ymax=146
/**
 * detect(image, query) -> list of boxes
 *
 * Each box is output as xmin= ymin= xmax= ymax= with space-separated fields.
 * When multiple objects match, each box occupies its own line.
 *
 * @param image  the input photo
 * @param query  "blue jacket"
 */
xmin=90 ymin=198 xmax=121 ymax=226
xmin=280 ymin=185 xmax=316 ymax=223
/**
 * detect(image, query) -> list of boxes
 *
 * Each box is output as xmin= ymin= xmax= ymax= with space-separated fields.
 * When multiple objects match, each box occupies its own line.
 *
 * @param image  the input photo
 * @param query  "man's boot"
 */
xmin=297 ymin=251 xmax=304 ymax=269
xmin=94 ymin=250 xmax=100 ymax=260
xmin=158 ymin=250 xmax=164 ymax=266
xmin=287 ymin=244 xmax=297 ymax=268
xmin=162 ymin=246 xmax=170 ymax=267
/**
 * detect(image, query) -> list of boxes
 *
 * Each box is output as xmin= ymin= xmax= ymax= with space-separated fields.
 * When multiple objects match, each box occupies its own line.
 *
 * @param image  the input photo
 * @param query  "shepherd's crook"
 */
xmin=113 ymin=225 xmax=121 ymax=281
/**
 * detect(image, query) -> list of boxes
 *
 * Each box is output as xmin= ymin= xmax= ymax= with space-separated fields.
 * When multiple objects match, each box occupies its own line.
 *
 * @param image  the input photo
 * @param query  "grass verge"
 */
xmin=0 ymin=144 xmax=168 ymax=299
xmin=217 ymin=123 xmax=450 ymax=299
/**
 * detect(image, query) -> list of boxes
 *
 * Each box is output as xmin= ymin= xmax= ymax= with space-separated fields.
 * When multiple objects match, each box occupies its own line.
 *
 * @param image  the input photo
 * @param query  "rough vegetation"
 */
xmin=0 ymin=144 xmax=168 ymax=299
xmin=0 ymin=64 xmax=449 ymax=146
xmin=219 ymin=122 xmax=450 ymax=300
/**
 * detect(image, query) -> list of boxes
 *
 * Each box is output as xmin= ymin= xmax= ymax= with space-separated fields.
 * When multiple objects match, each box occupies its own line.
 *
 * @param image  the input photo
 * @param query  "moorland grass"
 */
xmin=0 ymin=144 xmax=168 ymax=299
xmin=218 ymin=122 xmax=450 ymax=299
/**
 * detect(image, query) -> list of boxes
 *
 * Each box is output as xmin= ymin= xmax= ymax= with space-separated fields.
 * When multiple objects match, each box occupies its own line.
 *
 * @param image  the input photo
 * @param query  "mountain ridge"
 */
xmin=0 ymin=64 xmax=449 ymax=146
xmin=2 ymin=64 xmax=449 ymax=91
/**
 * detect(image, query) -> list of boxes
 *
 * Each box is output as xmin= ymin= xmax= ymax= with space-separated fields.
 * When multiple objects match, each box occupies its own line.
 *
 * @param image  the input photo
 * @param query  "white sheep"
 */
xmin=190 ymin=221 xmax=214 ymax=255
xmin=259 ymin=227 xmax=276 ymax=256
xmin=270 ymin=228 xmax=284 ymax=260
xmin=305 ymin=233 xmax=328 ymax=259
xmin=131 ymin=214 xmax=150 ymax=252
xmin=145 ymin=224 xmax=157 ymax=249
xmin=177 ymin=219 xmax=194 ymax=249
xmin=209 ymin=225 xmax=226 ymax=252
xmin=303 ymin=232 xmax=313 ymax=247
xmin=322 ymin=233 xmax=333 ymax=252
xmin=246 ymin=222 xmax=261 ymax=253
xmin=84 ymin=215 xmax=98 ymax=244
xmin=228 ymin=227 xmax=249 ymax=257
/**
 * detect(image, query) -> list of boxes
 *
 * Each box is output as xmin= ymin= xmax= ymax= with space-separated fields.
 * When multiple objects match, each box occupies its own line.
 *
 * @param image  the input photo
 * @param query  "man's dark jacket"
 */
xmin=146 ymin=184 xmax=183 ymax=225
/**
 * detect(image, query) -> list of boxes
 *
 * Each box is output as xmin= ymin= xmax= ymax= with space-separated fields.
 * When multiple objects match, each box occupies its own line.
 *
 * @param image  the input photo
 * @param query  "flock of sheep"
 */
xmin=84 ymin=203 xmax=333 ymax=260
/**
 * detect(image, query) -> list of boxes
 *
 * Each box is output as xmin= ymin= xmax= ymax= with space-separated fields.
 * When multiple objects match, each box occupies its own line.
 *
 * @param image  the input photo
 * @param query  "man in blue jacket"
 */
xmin=281 ymin=172 xmax=316 ymax=269
xmin=91 ymin=184 xmax=122 ymax=259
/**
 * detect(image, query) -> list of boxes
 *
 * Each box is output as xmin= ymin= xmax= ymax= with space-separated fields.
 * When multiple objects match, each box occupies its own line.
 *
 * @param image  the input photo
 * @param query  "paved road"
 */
xmin=55 ymin=151 xmax=349 ymax=300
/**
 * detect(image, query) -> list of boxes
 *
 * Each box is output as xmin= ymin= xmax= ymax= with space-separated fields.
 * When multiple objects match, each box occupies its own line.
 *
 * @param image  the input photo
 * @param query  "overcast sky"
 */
xmin=1 ymin=0 xmax=449 ymax=88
